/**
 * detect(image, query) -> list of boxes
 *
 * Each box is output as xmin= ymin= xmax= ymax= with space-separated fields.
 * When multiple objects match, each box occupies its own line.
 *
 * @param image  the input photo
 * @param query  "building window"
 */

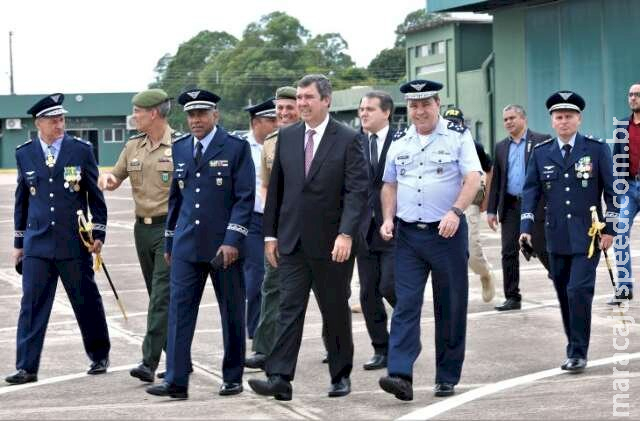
xmin=432 ymin=41 xmax=445 ymax=55
xmin=415 ymin=44 xmax=431 ymax=57
xmin=416 ymin=63 xmax=445 ymax=76
xmin=104 ymin=128 xmax=125 ymax=143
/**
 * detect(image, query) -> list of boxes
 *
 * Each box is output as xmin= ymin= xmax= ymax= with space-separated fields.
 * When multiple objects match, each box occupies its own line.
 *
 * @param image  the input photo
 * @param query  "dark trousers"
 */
xmin=251 ymin=259 xmax=280 ymax=355
xmin=243 ymin=212 xmax=265 ymax=338
xmin=388 ymin=219 xmax=468 ymax=385
xmin=265 ymin=245 xmax=354 ymax=384
xmin=500 ymin=196 xmax=550 ymax=301
xmin=165 ymin=258 xmax=246 ymax=387
xmin=356 ymin=221 xmax=396 ymax=354
xmin=16 ymin=255 xmax=111 ymax=373
xmin=134 ymin=221 xmax=170 ymax=370
xmin=548 ymin=253 xmax=599 ymax=359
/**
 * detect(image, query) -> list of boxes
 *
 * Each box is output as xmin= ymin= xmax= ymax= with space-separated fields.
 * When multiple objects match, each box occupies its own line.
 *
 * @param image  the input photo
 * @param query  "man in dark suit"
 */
xmin=487 ymin=104 xmax=551 ymax=311
xmin=6 ymin=94 xmax=111 ymax=385
xmin=248 ymin=74 xmax=368 ymax=400
xmin=355 ymin=91 xmax=398 ymax=371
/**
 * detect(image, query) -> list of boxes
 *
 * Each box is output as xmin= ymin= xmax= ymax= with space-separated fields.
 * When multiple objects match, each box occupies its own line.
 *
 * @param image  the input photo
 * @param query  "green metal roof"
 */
xmin=0 ymin=92 xmax=136 ymax=118
xmin=428 ymin=0 xmax=544 ymax=12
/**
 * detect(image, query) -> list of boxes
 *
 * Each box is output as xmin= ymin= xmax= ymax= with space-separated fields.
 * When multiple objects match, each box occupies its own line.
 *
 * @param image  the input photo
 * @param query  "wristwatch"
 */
xmin=450 ymin=206 xmax=463 ymax=217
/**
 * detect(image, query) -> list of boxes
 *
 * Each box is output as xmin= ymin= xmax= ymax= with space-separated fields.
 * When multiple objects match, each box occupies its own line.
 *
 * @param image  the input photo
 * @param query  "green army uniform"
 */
xmin=112 ymin=125 xmax=180 ymax=371
xmin=251 ymin=129 xmax=280 ymax=356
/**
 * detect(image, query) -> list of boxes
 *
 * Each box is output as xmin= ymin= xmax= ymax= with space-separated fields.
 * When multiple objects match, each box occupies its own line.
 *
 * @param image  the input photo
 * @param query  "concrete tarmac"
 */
xmin=0 ymin=173 xmax=637 ymax=419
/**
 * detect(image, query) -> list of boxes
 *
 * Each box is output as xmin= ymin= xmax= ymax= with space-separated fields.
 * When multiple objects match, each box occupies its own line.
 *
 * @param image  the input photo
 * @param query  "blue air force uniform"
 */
xmin=520 ymin=91 xmax=616 ymax=363
xmin=12 ymin=94 xmax=110 ymax=376
xmin=383 ymin=80 xmax=481 ymax=387
xmin=163 ymin=89 xmax=255 ymax=388
xmin=242 ymin=98 xmax=276 ymax=339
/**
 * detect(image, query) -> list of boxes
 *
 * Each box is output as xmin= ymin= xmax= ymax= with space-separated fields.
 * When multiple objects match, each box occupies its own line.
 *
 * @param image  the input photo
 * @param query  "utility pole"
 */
xmin=9 ymin=31 xmax=15 ymax=95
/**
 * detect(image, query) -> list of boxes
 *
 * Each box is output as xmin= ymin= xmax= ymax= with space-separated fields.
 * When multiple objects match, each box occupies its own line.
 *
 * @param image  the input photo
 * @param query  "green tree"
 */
xmin=394 ymin=9 xmax=449 ymax=47
xmin=367 ymin=47 xmax=406 ymax=83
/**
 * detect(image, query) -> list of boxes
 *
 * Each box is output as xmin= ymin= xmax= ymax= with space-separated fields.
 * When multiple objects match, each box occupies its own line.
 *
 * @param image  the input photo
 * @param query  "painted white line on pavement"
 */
xmin=397 ymin=352 xmax=640 ymax=421
xmin=0 ymin=364 xmax=137 ymax=395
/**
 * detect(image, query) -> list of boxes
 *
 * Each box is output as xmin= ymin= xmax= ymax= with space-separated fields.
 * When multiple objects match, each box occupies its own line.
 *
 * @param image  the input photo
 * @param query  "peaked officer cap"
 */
xmin=244 ymin=98 xmax=276 ymax=118
xmin=178 ymin=89 xmax=221 ymax=111
xmin=27 ymin=93 xmax=68 ymax=118
xmin=546 ymin=91 xmax=585 ymax=113
xmin=443 ymin=107 xmax=464 ymax=123
xmin=400 ymin=79 xmax=443 ymax=100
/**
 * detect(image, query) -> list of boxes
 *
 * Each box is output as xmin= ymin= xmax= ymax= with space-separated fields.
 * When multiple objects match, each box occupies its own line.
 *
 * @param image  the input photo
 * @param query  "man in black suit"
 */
xmin=487 ymin=104 xmax=551 ymax=311
xmin=248 ymin=74 xmax=368 ymax=400
xmin=356 ymin=91 xmax=398 ymax=371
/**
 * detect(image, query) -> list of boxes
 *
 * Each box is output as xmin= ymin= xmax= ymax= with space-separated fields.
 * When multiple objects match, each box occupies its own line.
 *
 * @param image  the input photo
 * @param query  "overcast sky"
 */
xmin=0 ymin=0 xmax=426 ymax=95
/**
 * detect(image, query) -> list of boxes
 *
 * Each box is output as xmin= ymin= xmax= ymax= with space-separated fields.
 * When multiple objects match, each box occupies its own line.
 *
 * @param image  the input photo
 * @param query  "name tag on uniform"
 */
xmin=210 ymin=160 xmax=229 ymax=167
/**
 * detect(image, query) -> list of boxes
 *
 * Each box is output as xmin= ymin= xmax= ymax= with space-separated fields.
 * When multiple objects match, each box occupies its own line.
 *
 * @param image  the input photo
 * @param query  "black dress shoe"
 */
xmin=379 ymin=375 xmax=413 ymax=401
xmin=248 ymin=375 xmax=292 ymax=401
xmin=245 ymin=353 xmax=267 ymax=370
xmin=157 ymin=367 xmax=193 ymax=379
xmin=495 ymin=298 xmax=522 ymax=311
xmin=563 ymin=358 xmax=587 ymax=373
xmin=130 ymin=363 xmax=154 ymax=383
xmin=5 ymin=369 xmax=37 ymax=385
xmin=219 ymin=382 xmax=243 ymax=396
xmin=146 ymin=382 xmax=188 ymax=399
xmin=608 ymin=290 xmax=633 ymax=305
xmin=87 ymin=358 xmax=109 ymax=375
xmin=322 ymin=353 xmax=329 ymax=364
xmin=363 ymin=354 xmax=387 ymax=371
xmin=434 ymin=383 xmax=455 ymax=397
xmin=328 ymin=377 xmax=351 ymax=397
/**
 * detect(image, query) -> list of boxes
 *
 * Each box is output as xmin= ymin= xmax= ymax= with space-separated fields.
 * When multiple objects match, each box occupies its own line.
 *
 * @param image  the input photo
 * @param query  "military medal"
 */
xmin=46 ymin=154 xmax=55 ymax=168
xmin=73 ymin=184 xmax=80 ymax=192
xmin=178 ymin=180 xmax=184 ymax=189
xmin=436 ymin=166 xmax=444 ymax=175
xmin=29 ymin=186 xmax=36 ymax=196
xmin=64 ymin=181 xmax=70 ymax=189
xmin=582 ymin=180 xmax=588 ymax=187
xmin=216 ymin=178 xmax=223 ymax=186
xmin=162 ymin=172 xmax=169 ymax=183
xmin=583 ymin=172 xmax=589 ymax=179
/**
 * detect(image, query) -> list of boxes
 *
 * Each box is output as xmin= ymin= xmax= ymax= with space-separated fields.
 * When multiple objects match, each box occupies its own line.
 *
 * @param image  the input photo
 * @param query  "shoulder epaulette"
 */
xmin=392 ymin=128 xmax=407 ymax=140
xmin=534 ymin=138 xmax=553 ymax=148
xmin=73 ymin=136 xmax=92 ymax=147
xmin=228 ymin=133 xmax=246 ymax=142
xmin=585 ymin=134 xmax=603 ymax=143
xmin=265 ymin=129 xmax=279 ymax=141
xmin=16 ymin=139 xmax=32 ymax=150
xmin=173 ymin=133 xmax=191 ymax=143
xmin=170 ymin=130 xmax=184 ymax=141
xmin=446 ymin=120 xmax=466 ymax=134
xmin=129 ymin=132 xmax=145 ymax=140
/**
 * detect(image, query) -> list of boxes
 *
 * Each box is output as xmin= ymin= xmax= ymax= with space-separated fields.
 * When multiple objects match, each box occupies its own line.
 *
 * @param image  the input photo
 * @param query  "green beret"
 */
xmin=275 ymin=86 xmax=296 ymax=100
xmin=132 ymin=89 xmax=170 ymax=108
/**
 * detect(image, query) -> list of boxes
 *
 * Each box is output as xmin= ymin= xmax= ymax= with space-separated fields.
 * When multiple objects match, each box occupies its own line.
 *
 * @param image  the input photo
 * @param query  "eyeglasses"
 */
xmin=629 ymin=92 xmax=640 ymax=98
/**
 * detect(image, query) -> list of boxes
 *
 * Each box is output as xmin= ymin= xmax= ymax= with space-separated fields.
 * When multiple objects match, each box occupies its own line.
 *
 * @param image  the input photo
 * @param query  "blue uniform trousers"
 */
xmin=388 ymin=219 xmax=468 ymax=385
xmin=548 ymin=253 xmax=599 ymax=359
xmin=165 ymin=258 xmax=246 ymax=387
xmin=243 ymin=212 xmax=265 ymax=338
xmin=16 ymin=255 xmax=110 ymax=373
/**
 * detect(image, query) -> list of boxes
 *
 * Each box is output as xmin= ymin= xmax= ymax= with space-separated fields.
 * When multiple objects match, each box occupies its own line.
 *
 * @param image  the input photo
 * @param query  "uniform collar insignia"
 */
xmin=26 ymin=170 xmax=35 ymax=175
xmin=178 ymin=162 xmax=185 ymax=167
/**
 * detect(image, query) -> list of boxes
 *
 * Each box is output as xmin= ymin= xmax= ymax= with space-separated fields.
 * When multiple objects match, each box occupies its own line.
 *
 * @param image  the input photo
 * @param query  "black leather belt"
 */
xmin=398 ymin=219 xmax=440 ymax=230
xmin=136 ymin=215 xmax=167 ymax=225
